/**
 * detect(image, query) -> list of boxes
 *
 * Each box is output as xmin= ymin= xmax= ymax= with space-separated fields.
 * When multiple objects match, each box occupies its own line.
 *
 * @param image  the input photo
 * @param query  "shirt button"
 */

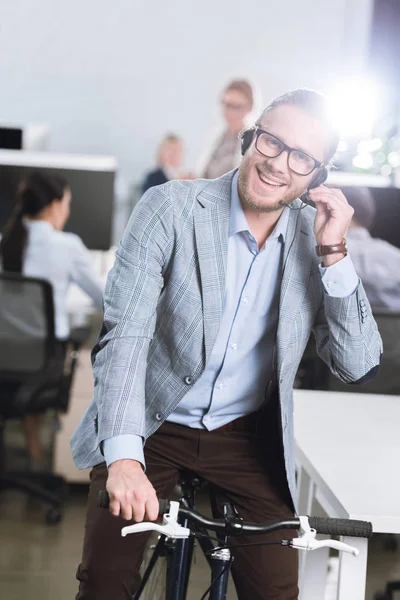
xmin=242 ymin=297 xmax=249 ymax=304
xmin=230 ymin=343 xmax=237 ymax=350
xmin=155 ymin=412 xmax=162 ymax=421
xmin=217 ymin=382 xmax=223 ymax=390
xmin=184 ymin=376 xmax=193 ymax=385
xmin=327 ymin=281 xmax=335 ymax=288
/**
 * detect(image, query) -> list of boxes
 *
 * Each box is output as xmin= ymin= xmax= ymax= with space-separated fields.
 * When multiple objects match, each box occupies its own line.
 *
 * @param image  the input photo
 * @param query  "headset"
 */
xmin=240 ymin=127 xmax=328 ymax=207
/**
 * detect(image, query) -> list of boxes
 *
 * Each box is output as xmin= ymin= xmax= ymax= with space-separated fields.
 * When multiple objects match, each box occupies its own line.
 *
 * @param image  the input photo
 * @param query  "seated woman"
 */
xmin=0 ymin=171 xmax=104 ymax=469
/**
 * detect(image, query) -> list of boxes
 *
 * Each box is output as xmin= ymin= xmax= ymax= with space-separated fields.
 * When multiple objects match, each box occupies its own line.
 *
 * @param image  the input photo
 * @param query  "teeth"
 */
xmin=258 ymin=172 xmax=283 ymax=186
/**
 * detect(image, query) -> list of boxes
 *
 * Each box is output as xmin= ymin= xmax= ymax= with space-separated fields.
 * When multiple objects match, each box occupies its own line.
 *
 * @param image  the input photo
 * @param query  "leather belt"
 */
xmin=214 ymin=412 xmax=260 ymax=433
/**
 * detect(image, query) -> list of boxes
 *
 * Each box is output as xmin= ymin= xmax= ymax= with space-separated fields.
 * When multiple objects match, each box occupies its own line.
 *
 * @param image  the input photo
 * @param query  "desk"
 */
xmin=53 ymin=291 xmax=103 ymax=483
xmin=53 ymin=346 xmax=93 ymax=483
xmin=294 ymin=389 xmax=400 ymax=599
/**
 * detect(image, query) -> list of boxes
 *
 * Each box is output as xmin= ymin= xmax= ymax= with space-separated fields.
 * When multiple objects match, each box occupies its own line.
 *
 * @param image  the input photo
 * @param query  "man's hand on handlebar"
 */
xmin=106 ymin=459 xmax=159 ymax=522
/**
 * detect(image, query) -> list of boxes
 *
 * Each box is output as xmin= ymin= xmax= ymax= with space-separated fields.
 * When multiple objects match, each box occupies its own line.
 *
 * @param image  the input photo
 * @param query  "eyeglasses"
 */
xmin=222 ymin=100 xmax=248 ymax=112
xmin=254 ymin=127 xmax=324 ymax=176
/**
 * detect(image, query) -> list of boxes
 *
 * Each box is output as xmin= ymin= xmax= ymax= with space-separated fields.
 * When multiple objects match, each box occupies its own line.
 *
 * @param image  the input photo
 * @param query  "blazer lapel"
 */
xmin=276 ymin=205 xmax=314 ymax=369
xmin=194 ymin=174 xmax=232 ymax=362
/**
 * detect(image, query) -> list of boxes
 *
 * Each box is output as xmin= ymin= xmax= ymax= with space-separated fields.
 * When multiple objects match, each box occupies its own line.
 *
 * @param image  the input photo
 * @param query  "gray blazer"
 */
xmin=71 ymin=171 xmax=382 ymax=509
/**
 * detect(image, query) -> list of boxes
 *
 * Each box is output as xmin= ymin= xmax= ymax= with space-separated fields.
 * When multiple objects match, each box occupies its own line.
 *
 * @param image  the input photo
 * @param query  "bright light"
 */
xmin=327 ymin=77 xmax=382 ymax=139
xmin=357 ymin=138 xmax=383 ymax=153
xmin=336 ymin=139 xmax=349 ymax=152
xmin=352 ymin=154 xmax=374 ymax=170
xmin=388 ymin=152 xmax=400 ymax=168
xmin=380 ymin=164 xmax=392 ymax=176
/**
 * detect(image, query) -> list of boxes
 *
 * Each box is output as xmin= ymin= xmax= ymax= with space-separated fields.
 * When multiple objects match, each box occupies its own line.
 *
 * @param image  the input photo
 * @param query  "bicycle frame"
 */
xmin=134 ymin=479 xmax=232 ymax=600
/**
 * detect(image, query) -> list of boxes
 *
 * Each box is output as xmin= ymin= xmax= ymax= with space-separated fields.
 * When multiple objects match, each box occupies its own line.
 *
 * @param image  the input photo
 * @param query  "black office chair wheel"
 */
xmin=45 ymin=507 xmax=62 ymax=525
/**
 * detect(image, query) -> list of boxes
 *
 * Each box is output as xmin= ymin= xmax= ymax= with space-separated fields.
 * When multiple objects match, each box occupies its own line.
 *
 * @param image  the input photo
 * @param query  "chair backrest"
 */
xmin=0 ymin=273 xmax=56 ymax=378
xmin=328 ymin=310 xmax=400 ymax=395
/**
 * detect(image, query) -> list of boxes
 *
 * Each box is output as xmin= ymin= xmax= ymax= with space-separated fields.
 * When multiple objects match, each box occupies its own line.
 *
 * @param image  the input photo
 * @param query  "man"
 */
xmin=343 ymin=186 xmax=400 ymax=311
xmin=72 ymin=89 xmax=382 ymax=600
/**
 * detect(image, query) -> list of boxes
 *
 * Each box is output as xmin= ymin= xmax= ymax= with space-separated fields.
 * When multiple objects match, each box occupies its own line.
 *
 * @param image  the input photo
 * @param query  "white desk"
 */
xmin=294 ymin=389 xmax=400 ymax=600
xmin=53 ymin=291 xmax=103 ymax=483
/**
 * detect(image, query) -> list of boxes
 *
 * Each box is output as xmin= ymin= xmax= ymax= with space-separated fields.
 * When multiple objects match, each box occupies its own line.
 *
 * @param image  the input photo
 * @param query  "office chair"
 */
xmin=0 ymin=272 xmax=83 ymax=524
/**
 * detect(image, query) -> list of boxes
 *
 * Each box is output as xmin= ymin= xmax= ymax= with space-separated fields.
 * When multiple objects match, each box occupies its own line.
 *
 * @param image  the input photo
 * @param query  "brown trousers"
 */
xmin=75 ymin=419 xmax=299 ymax=600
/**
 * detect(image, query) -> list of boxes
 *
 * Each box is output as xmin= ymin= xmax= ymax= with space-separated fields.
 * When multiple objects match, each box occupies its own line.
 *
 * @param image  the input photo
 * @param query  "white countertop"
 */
xmin=0 ymin=149 xmax=117 ymax=171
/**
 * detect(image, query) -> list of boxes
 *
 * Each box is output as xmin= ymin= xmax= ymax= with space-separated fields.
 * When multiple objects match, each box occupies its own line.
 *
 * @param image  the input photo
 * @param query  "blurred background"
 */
xmin=0 ymin=1 xmax=400 ymax=599
xmin=1 ymin=0 xmax=396 ymax=242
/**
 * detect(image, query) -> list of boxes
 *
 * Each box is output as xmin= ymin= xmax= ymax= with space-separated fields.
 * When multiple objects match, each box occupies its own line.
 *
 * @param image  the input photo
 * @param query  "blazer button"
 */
xmin=184 ymin=376 xmax=193 ymax=385
xmin=155 ymin=412 xmax=162 ymax=421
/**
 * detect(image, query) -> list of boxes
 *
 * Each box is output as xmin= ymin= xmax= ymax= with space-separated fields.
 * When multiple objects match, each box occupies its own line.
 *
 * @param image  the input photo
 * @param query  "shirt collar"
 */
xmin=23 ymin=220 xmax=55 ymax=233
xmin=229 ymin=170 xmax=289 ymax=241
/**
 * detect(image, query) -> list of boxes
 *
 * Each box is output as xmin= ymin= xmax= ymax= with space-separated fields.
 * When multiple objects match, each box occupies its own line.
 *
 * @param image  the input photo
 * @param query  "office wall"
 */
xmin=0 ymin=0 xmax=373 ymax=236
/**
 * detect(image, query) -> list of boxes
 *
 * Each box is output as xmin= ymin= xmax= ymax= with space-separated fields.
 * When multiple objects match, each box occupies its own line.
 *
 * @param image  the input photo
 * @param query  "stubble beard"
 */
xmin=238 ymin=165 xmax=284 ymax=213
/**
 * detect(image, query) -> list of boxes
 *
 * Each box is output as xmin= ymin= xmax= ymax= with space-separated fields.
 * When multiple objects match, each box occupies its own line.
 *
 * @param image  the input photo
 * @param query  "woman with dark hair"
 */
xmin=0 ymin=171 xmax=104 ymax=468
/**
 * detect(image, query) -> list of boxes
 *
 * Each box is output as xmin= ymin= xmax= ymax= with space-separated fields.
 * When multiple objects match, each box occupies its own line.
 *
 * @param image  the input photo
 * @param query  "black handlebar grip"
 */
xmin=308 ymin=517 xmax=373 ymax=539
xmin=97 ymin=491 xmax=170 ymax=516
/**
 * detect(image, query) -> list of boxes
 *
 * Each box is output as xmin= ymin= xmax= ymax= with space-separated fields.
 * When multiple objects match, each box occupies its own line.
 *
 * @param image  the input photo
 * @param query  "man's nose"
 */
xmin=266 ymin=150 xmax=289 ymax=174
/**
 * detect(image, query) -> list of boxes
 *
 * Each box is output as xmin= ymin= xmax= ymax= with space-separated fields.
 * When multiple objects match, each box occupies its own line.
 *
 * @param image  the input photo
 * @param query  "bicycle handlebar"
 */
xmin=308 ymin=517 xmax=372 ymax=539
xmin=97 ymin=490 xmax=372 ymax=539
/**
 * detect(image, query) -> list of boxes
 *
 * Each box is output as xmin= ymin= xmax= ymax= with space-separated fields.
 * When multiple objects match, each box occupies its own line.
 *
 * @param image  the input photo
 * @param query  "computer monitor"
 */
xmin=0 ymin=128 xmax=23 ymax=150
xmin=0 ymin=152 xmax=116 ymax=251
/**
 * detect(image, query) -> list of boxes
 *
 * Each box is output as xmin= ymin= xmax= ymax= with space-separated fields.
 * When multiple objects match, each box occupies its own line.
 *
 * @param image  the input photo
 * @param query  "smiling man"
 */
xmin=72 ymin=89 xmax=382 ymax=600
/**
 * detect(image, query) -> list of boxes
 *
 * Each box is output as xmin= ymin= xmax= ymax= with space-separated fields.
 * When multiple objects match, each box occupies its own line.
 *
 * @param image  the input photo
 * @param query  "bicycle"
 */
xmin=98 ymin=472 xmax=373 ymax=600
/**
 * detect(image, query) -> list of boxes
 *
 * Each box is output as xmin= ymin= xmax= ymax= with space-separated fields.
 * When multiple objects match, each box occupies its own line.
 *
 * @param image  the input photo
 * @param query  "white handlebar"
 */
xmin=121 ymin=505 xmax=359 ymax=557
xmin=122 ymin=501 xmax=190 ymax=539
xmin=293 ymin=516 xmax=359 ymax=557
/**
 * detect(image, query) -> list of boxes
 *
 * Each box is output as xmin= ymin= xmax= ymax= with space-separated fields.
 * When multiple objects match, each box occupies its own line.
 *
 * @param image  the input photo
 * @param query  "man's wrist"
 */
xmin=108 ymin=458 xmax=143 ymax=470
xmin=321 ymin=253 xmax=346 ymax=267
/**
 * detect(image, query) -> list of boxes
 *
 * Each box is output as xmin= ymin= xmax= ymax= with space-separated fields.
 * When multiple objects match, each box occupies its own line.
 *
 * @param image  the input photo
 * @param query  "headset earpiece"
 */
xmin=308 ymin=167 xmax=328 ymax=190
xmin=240 ymin=127 xmax=256 ymax=156
xmin=299 ymin=168 xmax=328 ymax=206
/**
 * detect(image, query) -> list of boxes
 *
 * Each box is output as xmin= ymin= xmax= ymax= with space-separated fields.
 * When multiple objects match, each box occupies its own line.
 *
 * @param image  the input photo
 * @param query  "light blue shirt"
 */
xmin=104 ymin=174 xmax=359 ymax=467
xmin=22 ymin=221 xmax=104 ymax=339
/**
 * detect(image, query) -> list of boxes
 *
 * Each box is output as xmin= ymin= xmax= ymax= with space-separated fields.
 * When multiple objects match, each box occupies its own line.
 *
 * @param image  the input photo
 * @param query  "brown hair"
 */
xmin=257 ymin=88 xmax=340 ymax=162
xmin=223 ymin=79 xmax=254 ymax=109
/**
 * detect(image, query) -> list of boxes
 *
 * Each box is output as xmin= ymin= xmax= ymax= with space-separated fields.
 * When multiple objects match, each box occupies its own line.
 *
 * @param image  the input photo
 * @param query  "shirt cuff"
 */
xmin=319 ymin=254 xmax=359 ymax=298
xmin=103 ymin=434 xmax=145 ymax=469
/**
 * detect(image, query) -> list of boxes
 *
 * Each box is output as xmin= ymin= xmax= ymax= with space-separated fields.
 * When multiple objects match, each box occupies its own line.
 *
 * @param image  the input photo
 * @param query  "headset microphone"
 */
xmin=279 ymin=193 xmax=311 ymax=211
xmin=278 ymin=169 xmax=329 ymax=210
